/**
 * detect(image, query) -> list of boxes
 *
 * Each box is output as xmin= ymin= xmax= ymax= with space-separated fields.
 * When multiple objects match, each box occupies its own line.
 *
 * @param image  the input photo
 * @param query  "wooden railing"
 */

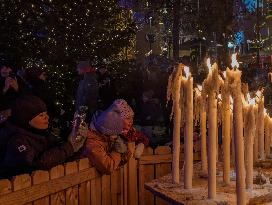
xmin=0 ymin=144 xmax=200 ymax=205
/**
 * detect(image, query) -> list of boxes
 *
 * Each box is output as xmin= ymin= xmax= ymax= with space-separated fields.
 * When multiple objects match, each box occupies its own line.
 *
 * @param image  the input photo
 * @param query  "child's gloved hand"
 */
xmin=134 ymin=143 xmax=145 ymax=159
xmin=114 ymin=136 xmax=128 ymax=154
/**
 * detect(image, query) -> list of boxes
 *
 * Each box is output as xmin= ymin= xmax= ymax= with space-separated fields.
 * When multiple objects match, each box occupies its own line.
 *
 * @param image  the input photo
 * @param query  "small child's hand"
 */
xmin=134 ymin=143 xmax=145 ymax=159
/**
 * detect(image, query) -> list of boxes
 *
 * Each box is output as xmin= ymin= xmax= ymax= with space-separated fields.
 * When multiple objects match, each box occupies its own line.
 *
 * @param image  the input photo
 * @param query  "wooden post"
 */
xmin=13 ymin=174 xmax=32 ymax=205
xmin=65 ymin=161 xmax=79 ymax=205
xmin=78 ymin=158 xmax=91 ymax=205
xmin=127 ymin=142 xmax=138 ymax=205
xmin=32 ymin=170 xmax=50 ymax=205
xmin=50 ymin=165 xmax=65 ymax=205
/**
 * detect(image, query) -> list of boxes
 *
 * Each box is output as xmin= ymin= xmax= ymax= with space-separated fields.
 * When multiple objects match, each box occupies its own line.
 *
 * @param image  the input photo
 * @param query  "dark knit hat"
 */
xmin=10 ymin=95 xmax=47 ymax=127
xmin=25 ymin=67 xmax=44 ymax=79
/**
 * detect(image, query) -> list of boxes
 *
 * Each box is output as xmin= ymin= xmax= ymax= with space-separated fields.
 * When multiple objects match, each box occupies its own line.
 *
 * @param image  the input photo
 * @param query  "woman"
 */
xmin=0 ymin=95 xmax=87 ymax=178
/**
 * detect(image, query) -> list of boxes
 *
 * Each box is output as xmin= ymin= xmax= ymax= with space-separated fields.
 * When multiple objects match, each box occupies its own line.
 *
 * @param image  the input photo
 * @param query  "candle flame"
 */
xmin=184 ymin=66 xmax=190 ymax=78
xmin=256 ymin=90 xmax=262 ymax=99
xmin=197 ymin=84 xmax=202 ymax=91
xmin=207 ymin=58 xmax=212 ymax=72
xmin=248 ymin=97 xmax=255 ymax=106
xmin=231 ymin=53 xmax=239 ymax=69
xmin=223 ymin=71 xmax=226 ymax=79
xmin=230 ymin=96 xmax=234 ymax=104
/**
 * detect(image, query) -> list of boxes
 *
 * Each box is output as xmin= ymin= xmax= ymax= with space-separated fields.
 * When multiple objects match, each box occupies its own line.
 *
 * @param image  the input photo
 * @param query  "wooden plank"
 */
xmin=139 ymin=147 xmax=154 ymax=205
xmin=140 ymin=152 xmax=200 ymax=165
xmin=78 ymin=158 xmax=91 ymax=205
xmin=50 ymin=165 xmax=65 ymax=205
xmin=128 ymin=142 xmax=138 ymax=205
xmin=12 ymin=174 xmax=32 ymax=205
xmin=0 ymin=179 xmax=12 ymax=195
xmin=32 ymin=170 xmax=50 ymax=205
xmin=111 ymin=170 xmax=119 ymax=205
xmin=155 ymin=146 xmax=172 ymax=205
xmin=0 ymin=165 xmax=99 ymax=205
xmin=102 ymin=175 xmax=111 ymax=205
xmin=119 ymin=167 xmax=124 ymax=205
xmin=90 ymin=173 xmax=102 ymax=205
xmin=65 ymin=161 xmax=79 ymax=205
xmin=123 ymin=163 xmax=128 ymax=205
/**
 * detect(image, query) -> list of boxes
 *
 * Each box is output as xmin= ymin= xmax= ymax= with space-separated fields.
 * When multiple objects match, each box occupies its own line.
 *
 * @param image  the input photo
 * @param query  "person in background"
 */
xmin=97 ymin=66 xmax=116 ymax=110
xmin=24 ymin=67 xmax=55 ymax=115
xmin=111 ymin=99 xmax=149 ymax=159
xmin=75 ymin=59 xmax=99 ymax=123
xmin=80 ymin=104 xmax=131 ymax=174
xmin=0 ymin=64 xmax=20 ymax=112
xmin=0 ymin=95 xmax=87 ymax=178
xmin=140 ymin=90 xmax=169 ymax=148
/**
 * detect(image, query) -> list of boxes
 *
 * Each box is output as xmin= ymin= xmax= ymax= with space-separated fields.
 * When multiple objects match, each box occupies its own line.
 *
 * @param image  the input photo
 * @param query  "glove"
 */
xmin=134 ymin=143 xmax=145 ymax=159
xmin=68 ymin=123 xmax=88 ymax=152
xmin=114 ymin=136 xmax=127 ymax=154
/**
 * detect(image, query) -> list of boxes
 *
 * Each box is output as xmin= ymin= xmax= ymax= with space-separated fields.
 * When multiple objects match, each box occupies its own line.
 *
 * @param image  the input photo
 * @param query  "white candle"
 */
xmin=227 ymin=54 xmax=246 ymax=205
xmin=167 ymin=64 xmax=183 ymax=184
xmin=183 ymin=66 xmax=193 ymax=189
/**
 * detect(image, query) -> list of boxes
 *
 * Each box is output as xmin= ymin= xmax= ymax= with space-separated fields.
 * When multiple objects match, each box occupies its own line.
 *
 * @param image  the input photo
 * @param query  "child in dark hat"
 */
xmin=0 ymin=95 xmax=88 ymax=178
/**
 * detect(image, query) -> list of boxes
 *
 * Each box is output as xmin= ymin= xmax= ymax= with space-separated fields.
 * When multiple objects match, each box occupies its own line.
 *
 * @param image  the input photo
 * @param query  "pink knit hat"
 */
xmin=111 ymin=99 xmax=134 ymax=119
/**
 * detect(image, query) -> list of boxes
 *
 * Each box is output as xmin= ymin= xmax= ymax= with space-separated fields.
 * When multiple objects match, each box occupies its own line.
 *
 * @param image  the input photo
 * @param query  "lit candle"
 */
xmin=222 ymin=69 xmax=231 ymax=185
xmin=183 ymin=66 xmax=193 ymax=189
xmin=244 ymin=96 xmax=256 ymax=190
xmin=197 ymin=85 xmax=208 ymax=172
xmin=264 ymin=110 xmax=270 ymax=158
xmin=203 ymin=58 xmax=221 ymax=199
xmin=167 ymin=64 xmax=183 ymax=184
xmin=256 ymin=90 xmax=265 ymax=160
xmin=227 ymin=53 xmax=246 ymax=205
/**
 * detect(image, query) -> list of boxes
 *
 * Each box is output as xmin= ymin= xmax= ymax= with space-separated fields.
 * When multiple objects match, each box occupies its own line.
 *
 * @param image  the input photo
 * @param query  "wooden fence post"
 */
xmin=138 ymin=147 xmax=154 ymax=205
xmin=50 ymin=165 xmax=65 ymax=205
xmin=65 ymin=161 xmax=79 ymax=205
xmin=32 ymin=170 xmax=50 ymax=205
xmin=13 ymin=174 xmax=32 ymax=205
xmin=78 ymin=158 xmax=91 ymax=205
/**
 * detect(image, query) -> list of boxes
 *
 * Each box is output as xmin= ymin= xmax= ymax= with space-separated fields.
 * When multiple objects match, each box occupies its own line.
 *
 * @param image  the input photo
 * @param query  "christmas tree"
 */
xmin=0 ymin=0 xmax=136 ymax=113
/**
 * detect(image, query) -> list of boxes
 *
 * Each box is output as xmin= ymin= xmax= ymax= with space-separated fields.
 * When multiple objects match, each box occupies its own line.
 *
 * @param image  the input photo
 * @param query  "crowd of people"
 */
xmin=0 ymin=59 xmax=172 ymax=178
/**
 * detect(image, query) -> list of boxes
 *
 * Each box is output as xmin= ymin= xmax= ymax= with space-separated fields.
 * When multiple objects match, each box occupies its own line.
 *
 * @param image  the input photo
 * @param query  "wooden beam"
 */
xmin=0 ymin=167 xmax=100 ymax=205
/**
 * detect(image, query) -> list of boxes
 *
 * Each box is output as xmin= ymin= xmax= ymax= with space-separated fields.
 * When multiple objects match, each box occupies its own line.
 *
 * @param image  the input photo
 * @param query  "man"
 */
xmin=75 ymin=59 xmax=99 ymax=122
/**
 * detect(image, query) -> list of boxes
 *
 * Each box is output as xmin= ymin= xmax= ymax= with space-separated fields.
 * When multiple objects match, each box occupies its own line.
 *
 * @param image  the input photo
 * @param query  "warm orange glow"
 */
xmin=231 ymin=53 xmax=239 ymax=69
xmin=197 ymin=84 xmax=202 ymax=91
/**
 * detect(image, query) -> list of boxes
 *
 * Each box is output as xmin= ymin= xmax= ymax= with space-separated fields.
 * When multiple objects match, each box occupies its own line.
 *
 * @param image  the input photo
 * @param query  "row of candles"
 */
xmin=168 ymin=54 xmax=272 ymax=205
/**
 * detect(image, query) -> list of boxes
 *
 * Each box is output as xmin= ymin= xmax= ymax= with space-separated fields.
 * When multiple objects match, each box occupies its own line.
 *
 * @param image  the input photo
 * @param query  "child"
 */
xmin=109 ymin=99 xmax=149 ymax=158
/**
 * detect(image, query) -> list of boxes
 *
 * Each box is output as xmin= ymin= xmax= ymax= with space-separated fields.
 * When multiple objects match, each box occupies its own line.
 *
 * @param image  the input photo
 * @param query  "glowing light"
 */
xmin=231 ymin=53 xmax=239 ymax=69
xmin=207 ymin=58 xmax=212 ymax=72
xmin=218 ymin=94 xmax=222 ymax=100
xmin=197 ymin=85 xmax=202 ymax=91
xmin=223 ymin=71 xmax=226 ymax=79
xmin=184 ymin=66 xmax=190 ymax=78
xmin=248 ymin=97 xmax=255 ymax=105
xmin=256 ymin=90 xmax=262 ymax=99
xmin=230 ymin=96 xmax=234 ymax=104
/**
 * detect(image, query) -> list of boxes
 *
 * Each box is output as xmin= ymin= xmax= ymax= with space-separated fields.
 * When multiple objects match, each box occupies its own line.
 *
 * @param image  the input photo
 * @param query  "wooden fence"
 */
xmin=0 ymin=144 xmax=200 ymax=205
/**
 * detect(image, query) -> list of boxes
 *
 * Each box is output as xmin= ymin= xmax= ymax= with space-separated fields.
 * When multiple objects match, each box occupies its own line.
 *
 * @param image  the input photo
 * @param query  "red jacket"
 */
xmin=122 ymin=127 xmax=149 ymax=146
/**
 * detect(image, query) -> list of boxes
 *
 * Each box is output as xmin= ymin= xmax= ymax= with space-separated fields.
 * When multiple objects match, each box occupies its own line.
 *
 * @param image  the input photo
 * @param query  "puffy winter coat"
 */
xmin=80 ymin=129 xmax=130 ymax=175
xmin=0 ymin=122 xmax=74 ymax=178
